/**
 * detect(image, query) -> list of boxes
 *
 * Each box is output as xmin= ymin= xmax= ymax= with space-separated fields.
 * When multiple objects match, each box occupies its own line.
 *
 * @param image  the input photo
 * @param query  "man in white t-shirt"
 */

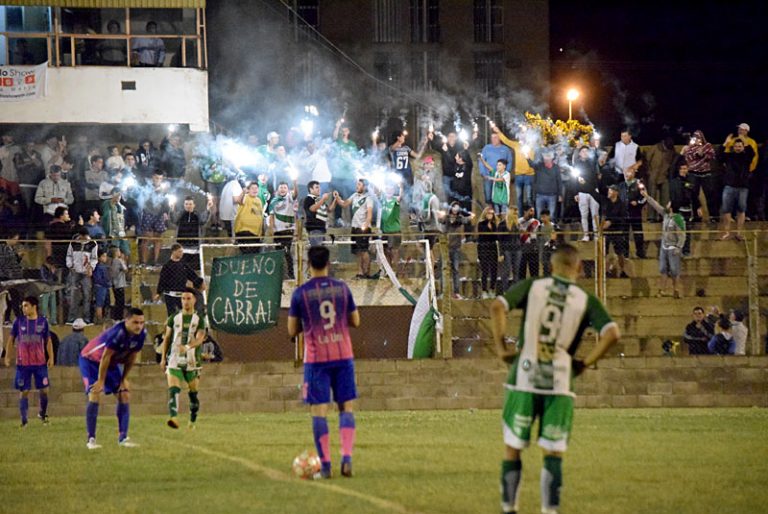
xmin=336 ymin=179 xmax=374 ymax=279
xmin=219 ymin=177 xmax=243 ymax=237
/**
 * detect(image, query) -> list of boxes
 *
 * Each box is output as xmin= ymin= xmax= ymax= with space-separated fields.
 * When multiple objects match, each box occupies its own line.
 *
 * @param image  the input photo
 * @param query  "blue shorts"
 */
xmin=721 ymin=186 xmax=748 ymax=215
xmin=14 ymin=365 xmax=49 ymax=391
xmin=94 ymin=286 xmax=110 ymax=308
xmin=78 ymin=356 xmax=123 ymax=395
xmin=303 ymin=359 xmax=357 ymax=405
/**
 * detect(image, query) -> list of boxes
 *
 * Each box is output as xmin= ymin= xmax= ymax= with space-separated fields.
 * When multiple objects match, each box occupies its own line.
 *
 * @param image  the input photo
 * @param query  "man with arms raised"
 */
xmin=287 ymin=246 xmax=360 ymax=479
xmin=160 ymin=288 xmax=207 ymax=429
xmin=78 ymin=308 xmax=147 ymax=449
xmin=490 ymin=244 xmax=620 ymax=514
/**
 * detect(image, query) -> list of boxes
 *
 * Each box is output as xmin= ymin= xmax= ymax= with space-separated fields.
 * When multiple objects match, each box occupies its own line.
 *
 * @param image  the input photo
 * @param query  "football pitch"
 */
xmin=1 ymin=408 xmax=766 ymax=514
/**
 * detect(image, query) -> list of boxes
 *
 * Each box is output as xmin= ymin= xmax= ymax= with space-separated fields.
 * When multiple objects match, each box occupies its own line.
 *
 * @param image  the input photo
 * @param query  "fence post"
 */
xmin=747 ymin=232 xmax=761 ymax=355
xmin=130 ymin=237 xmax=141 ymax=310
xmin=438 ymin=233 xmax=453 ymax=359
xmin=294 ymin=237 xmax=304 ymax=367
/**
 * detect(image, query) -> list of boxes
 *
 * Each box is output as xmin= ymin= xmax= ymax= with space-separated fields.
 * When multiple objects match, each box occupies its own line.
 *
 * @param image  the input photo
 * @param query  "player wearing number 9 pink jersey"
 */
xmin=288 ymin=246 xmax=360 ymax=479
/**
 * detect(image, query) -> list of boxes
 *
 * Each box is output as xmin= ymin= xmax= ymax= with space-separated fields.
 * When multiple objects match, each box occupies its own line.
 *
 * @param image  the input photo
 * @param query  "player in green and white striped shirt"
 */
xmin=160 ymin=289 xmax=207 ymax=429
xmin=490 ymin=243 xmax=620 ymax=514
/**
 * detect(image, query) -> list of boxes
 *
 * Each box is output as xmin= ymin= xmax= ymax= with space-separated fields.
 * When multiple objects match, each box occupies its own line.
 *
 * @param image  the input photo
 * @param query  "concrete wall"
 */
xmin=0 ymin=67 xmax=209 ymax=131
xmin=1 ymin=356 xmax=765 ymax=419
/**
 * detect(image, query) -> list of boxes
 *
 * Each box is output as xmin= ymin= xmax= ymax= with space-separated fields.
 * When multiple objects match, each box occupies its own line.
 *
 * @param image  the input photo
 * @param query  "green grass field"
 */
xmin=1 ymin=408 xmax=766 ymax=513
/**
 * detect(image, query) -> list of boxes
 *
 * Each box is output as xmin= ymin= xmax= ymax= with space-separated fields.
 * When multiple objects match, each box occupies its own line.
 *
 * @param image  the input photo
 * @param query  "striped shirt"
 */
xmin=11 ymin=316 xmax=50 ymax=366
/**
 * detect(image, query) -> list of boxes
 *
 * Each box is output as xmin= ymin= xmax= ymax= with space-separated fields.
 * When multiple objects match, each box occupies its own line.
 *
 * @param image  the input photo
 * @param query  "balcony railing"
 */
xmin=0 ymin=7 xmax=207 ymax=69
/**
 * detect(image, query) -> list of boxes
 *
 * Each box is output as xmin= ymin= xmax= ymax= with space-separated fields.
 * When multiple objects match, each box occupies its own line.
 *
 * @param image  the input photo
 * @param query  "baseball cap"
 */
xmin=738 ymin=123 xmax=750 ymax=132
xmin=72 ymin=318 xmax=86 ymax=330
xmin=422 ymin=156 xmax=434 ymax=164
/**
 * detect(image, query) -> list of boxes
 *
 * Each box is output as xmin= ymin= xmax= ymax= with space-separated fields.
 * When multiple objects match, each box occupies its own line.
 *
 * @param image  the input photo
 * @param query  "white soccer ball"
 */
xmin=291 ymin=450 xmax=322 ymax=479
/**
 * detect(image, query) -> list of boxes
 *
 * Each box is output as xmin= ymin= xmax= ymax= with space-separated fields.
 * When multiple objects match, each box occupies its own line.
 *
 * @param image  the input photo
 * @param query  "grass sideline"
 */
xmin=1 ymin=408 xmax=766 ymax=513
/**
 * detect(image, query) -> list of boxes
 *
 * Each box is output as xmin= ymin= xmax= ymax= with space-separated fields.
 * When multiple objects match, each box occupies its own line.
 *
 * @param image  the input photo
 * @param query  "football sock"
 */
xmin=39 ymin=393 xmax=48 ymax=417
xmin=339 ymin=411 xmax=356 ymax=462
xmin=188 ymin=391 xmax=199 ymax=422
xmin=168 ymin=386 xmax=181 ymax=418
xmin=501 ymin=459 xmax=522 ymax=514
xmin=116 ymin=402 xmax=130 ymax=441
xmin=19 ymin=397 xmax=29 ymax=425
xmin=541 ymin=455 xmax=562 ymax=512
xmin=86 ymin=401 xmax=99 ymax=439
xmin=312 ymin=416 xmax=331 ymax=470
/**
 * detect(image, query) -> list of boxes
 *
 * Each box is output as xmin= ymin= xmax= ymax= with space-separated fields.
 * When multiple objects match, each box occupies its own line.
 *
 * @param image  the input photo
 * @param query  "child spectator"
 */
xmin=476 ymin=206 xmax=499 ymax=298
xmin=92 ymin=249 xmax=112 ymax=324
xmin=39 ymin=256 xmax=60 ymax=325
xmin=708 ymin=316 xmax=734 ymax=355
xmin=438 ymin=202 xmax=474 ymax=299
xmin=537 ymin=209 xmax=557 ymax=277
xmin=106 ymin=145 xmax=125 ymax=172
xmin=109 ymin=246 xmax=127 ymax=321
xmin=497 ymin=207 xmax=521 ymax=293
xmin=479 ymin=155 xmax=510 ymax=215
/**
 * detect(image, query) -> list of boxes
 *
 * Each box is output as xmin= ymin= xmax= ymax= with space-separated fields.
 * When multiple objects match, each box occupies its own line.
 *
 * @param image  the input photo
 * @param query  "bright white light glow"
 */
xmin=300 ymin=119 xmax=314 ymax=138
xmin=566 ymin=89 xmax=580 ymax=102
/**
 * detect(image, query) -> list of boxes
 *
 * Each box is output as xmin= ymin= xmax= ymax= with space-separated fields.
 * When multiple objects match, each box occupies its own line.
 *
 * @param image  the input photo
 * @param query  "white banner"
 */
xmin=0 ymin=62 xmax=48 ymax=102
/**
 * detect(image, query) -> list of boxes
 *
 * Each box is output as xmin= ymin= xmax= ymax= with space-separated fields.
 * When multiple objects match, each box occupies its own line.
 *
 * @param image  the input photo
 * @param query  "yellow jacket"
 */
xmin=498 ymin=132 xmax=535 ymax=176
xmin=234 ymin=194 xmax=264 ymax=235
xmin=724 ymin=135 xmax=758 ymax=172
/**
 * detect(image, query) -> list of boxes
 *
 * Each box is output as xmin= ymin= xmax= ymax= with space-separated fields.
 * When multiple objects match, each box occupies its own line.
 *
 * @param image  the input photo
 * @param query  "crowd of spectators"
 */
xmin=0 ymin=116 xmax=765 ymax=324
xmin=683 ymin=306 xmax=748 ymax=355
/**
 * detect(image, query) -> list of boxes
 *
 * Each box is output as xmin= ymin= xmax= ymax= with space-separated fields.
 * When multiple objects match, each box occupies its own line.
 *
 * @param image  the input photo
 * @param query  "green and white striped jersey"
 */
xmin=498 ymin=276 xmax=616 ymax=396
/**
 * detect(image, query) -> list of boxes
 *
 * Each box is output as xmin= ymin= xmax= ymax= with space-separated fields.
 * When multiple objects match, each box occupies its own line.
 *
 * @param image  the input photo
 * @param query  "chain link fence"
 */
xmin=1 ymin=226 xmax=765 ymax=365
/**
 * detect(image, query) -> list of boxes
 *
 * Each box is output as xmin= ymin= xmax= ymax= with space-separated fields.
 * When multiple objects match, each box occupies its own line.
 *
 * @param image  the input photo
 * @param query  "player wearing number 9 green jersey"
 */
xmin=490 ymin=243 xmax=620 ymax=514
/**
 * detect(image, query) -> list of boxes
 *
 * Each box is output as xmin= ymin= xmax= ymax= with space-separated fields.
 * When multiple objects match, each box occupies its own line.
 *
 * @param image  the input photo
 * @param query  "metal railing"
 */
xmin=1 ymin=226 xmax=764 ymax=361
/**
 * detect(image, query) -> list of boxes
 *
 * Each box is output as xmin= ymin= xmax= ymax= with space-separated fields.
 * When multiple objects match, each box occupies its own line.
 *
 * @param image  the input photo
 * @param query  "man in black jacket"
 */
xmin=718 ymin=139 xmax=754 ymax=241
xmin=602 ymin=185 xmax=629 ymax=277
xmin=175 ymin=195 xmax=212 ymax=269
xmin=428 ymin=130 xmax=460 ymax=203
xmin=154 ymin=243 xmax=205 ymax=316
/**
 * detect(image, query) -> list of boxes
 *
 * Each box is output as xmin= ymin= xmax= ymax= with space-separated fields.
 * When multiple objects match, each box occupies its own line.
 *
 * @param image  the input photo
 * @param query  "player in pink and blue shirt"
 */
xmin=78 ymin=307 xmax=146 ymax=449
xmin=4 ymin=296 xmax=53 ymax=427
xmin=288 ymin=246 xmax=360 ymax=479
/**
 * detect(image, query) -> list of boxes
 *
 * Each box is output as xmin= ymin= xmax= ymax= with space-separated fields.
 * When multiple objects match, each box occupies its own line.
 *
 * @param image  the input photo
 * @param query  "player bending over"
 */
xmin=78 ymin=308 xmax=147 ymax=449
xmin=490 ymin=244 xmax=620 ymax=514
xmin=160 ymin=288 xmax=207 ymax=429
xmin=287 ymin=246 xmax=360 ymax=479
xmin=4 ymin=296 xmax=53 ymax=426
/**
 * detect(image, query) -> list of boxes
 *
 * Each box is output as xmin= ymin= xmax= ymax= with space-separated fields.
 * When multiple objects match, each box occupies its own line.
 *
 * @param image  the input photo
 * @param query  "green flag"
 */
xmin=207 ymin=251 xmax=284 ymax=334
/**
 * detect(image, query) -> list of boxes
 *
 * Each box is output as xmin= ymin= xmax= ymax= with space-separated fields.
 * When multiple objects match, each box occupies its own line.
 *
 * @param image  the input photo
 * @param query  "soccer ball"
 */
xmin=292 ymin=450 xmax=322 ymax=479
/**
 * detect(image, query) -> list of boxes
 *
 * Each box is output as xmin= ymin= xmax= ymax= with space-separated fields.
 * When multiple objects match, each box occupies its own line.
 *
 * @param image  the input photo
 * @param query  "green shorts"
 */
xmin=502 ymin=389 xmax=573 ymax=452
xmin=168 ymin=367 xmax=200 ymax=383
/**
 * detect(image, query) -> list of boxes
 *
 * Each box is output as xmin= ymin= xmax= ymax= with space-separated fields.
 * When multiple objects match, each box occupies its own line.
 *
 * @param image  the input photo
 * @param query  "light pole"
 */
xmin=566 ymin=88 xmax=580 ymax=121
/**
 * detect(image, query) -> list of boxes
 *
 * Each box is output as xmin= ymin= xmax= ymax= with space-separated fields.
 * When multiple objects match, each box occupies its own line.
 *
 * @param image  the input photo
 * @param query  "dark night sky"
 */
xmin=549 ymin=0 xmax=768 ymax=144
